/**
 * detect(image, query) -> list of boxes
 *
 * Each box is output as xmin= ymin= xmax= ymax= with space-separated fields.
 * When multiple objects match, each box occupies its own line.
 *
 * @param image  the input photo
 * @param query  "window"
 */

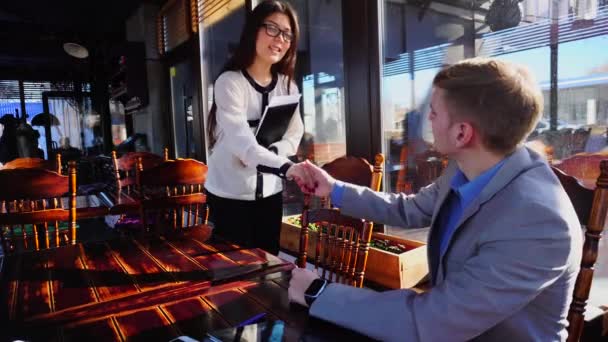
xmin=381 ymin=0 xmax=608 ymax=193
xmin=381 ymin=1 xmax=473 ymax=195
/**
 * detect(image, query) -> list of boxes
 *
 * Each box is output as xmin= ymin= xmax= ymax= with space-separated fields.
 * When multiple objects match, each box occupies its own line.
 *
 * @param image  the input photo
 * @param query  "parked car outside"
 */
xmin=534 ymin=118 xmax=581 ymax=133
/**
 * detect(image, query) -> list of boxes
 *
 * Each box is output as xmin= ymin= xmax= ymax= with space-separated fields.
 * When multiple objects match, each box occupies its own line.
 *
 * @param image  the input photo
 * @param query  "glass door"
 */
xmin=169 ymin=59 xmax=201 ymax=159
xmin=41 ymin=91 xmax=98 ymax=159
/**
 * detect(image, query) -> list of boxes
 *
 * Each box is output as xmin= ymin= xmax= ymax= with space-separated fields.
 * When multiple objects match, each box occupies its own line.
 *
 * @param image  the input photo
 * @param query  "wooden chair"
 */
xmin=553 ymin=152 xmax=608 ymax=189
xmin=552 ymin=160 xmax=608 ymax=341
xmin=318 ymin=153 xmax=384 ymax=208
xmin=414 ymin=149 xmax=447 ymax=191
xmin=396 ymin=146 xmax=448 ymax=194
xmin=297 ymin=208 xmax=373 ymax=288
xmin=296 ymin=154 xmax=383 ymax=286
xmin=0 ymin=161 xmax=77 ymax=253
xmin=111 ymin=149 xmax=168 ymax=193
xmin=1 ymin=153 xmax=62 ymax=174
xmin=136 ymin=158 xmax=208 ymax=232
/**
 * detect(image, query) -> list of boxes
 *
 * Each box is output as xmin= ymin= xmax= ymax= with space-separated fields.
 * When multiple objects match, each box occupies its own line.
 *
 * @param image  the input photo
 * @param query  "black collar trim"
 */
xmin=241 ymin=69 xmax=278 ymax=94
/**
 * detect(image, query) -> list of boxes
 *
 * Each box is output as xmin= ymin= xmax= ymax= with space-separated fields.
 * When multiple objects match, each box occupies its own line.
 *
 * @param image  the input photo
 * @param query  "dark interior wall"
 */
xmin=125 ymin=3 xmax=169 ymax=155
xmin=0 ymin=1 xmax=139 ymax=81
xmin=0 ymin=1 xmax=165 ymax=154
xmin=341 ymin=0 xmax=382 ymax=161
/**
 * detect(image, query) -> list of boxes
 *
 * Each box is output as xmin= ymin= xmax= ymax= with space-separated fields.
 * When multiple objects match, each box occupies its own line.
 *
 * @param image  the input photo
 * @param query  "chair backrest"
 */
xmin=396 ymin=146 xmax=447 ymax=194
xmin=112 ymin=150 xmax=166 ymax=193
xmin=414 ymin=149 xmax=447 ymax=190
xmin=136 ymin=158 xmax=208 ymax=232
xmin=553 ymin=152 xmax=608 ymax=189
xmin=2 ymin=154 xmax=62 ymax=174
xmin=297 ymin=154 xmax=383 ymax=282
xmin=318 ymin=153 xmax=384 ymax=207
xmin=297 ymin=208 xmax=373 ymax=287
xmin=0 ymin=161 xmax=77 ymax=253
xmin=552 ymin=160 xmax=608 ymax=342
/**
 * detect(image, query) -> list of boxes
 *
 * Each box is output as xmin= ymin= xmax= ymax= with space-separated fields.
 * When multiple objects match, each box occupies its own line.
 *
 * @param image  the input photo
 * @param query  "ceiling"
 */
xmin=0 ymin=0 xmax=166 ymax=35
xmin=0 ymin=0 xmax=166 ymax=80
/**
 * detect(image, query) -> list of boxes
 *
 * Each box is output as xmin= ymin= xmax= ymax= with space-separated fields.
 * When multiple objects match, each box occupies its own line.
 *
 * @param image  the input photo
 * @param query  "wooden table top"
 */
xmin=0 ymin=228 xmax=373 ymax=341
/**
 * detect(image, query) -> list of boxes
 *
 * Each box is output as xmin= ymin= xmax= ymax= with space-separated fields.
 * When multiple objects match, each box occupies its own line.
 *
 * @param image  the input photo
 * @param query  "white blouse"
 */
xmin=205 ymin=70 xmax=304 ymax=200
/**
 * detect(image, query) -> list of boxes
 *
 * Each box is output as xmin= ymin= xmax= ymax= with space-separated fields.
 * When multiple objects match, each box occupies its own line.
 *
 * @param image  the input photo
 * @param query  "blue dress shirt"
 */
xmin=330 ymin=180 xmax=346 ymax=207
xmin=435 ymin=160 xmax=505 ymax=257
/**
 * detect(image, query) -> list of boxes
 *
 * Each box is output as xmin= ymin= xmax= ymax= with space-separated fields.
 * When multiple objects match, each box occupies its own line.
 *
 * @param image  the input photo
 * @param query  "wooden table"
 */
xmin=0 ymin=228 xmax=373 ymax=341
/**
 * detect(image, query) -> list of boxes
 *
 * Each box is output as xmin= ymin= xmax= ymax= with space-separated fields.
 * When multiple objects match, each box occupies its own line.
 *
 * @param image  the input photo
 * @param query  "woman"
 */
xmin=205 ymin=0 xmax=306 ymax=255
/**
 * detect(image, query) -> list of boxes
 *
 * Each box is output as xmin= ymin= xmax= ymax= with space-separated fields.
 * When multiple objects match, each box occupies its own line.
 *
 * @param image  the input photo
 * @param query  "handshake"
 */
xmin=285 ymin=160 xmax=336 ymax=197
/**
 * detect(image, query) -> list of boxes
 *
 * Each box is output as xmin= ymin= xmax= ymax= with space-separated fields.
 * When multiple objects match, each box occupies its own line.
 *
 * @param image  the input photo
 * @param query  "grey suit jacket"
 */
xmin=309 ymin=147 xmax=583 ymax=342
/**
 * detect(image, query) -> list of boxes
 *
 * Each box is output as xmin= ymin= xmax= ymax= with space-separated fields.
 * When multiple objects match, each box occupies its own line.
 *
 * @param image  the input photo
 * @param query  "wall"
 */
xmin=125 ymin=3 xmax=169 ymax=155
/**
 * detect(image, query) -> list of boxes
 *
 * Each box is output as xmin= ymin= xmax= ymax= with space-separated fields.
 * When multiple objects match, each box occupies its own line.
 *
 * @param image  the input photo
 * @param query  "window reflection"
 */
xmin=382 ymin=1 xmax=471 ymax=194
xmin=382 ymin=0 xmax=608 ymax=195
xmin=281 ymin=0 xmax=346 ymax=210
xmin=285 ymin=0 xmax=346 ymax=166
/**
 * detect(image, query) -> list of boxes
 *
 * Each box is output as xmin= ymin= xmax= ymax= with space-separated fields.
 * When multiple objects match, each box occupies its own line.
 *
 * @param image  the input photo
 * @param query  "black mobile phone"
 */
xmin=203 ymin=320 xmax=285 ymax=342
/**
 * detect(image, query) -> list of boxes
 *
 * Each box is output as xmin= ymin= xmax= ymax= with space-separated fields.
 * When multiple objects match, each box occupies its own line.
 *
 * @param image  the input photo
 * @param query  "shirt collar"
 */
xmin=450 ymin=159 xmax=506 ymax=207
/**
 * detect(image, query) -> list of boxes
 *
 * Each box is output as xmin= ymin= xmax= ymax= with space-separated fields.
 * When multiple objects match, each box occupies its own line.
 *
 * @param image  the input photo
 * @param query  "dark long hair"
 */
xmin=207 ymin=0 xmax=300 ymax=150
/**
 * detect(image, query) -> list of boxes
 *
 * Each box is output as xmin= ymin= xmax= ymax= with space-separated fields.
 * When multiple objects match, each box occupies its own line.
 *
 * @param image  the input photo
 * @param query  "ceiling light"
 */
xmin=63 ymin=43 xmax=89 ymax=59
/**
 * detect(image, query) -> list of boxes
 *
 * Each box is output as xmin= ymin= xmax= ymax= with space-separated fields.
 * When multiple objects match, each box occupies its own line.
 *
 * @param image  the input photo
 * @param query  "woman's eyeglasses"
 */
xmin=261 ymin=23 xmax=293 ymax=42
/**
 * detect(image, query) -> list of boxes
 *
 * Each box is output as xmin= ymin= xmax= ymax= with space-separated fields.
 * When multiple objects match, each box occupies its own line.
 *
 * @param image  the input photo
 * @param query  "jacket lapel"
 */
xmin=427 ymin=164 xmax=456 ymax=284
xmin=433 ymin=147 xmax=538 ymax=283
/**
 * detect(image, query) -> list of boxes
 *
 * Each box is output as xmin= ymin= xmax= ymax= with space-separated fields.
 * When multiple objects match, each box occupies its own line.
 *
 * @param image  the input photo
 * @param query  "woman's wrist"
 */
xmin=278 ymin=161 xmax=294 ymax=179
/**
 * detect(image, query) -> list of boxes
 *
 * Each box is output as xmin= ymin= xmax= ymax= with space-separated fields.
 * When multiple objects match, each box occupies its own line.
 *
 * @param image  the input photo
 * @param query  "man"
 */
xmin=287 ymin=58 xmax=582 ymax=341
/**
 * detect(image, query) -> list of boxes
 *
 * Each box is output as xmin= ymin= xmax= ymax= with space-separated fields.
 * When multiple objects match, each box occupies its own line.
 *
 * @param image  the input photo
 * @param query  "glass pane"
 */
xmin=170 ymin=61 xmax=199 ymax=159
xmin=0 ymin=81 xmax=101 ymax=161
xmin=285 ymin=0 xmax=346 ymax=166
xmin=280 ymin=0 xmax=346 ymax=212
xmin=381 ymin=1 xmax=472 ymax=195
xmin=47 ymin=95 xmax=97 ymax=157
xmin=200 ymin=0 xmax=247 ymax=150
xmin=380 ymin=1 xmax=608 ymax=240
xmin=109 ymin=100 xmax=128 ymax=146
xmin=553 ymin=36 xmax=608 ymax=159
xmin=382 ymin=0 xmax=608 ymax=189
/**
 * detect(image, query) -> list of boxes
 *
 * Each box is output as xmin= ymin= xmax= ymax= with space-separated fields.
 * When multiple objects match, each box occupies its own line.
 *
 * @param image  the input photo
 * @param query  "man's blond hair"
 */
xmin=433 ymin=57 xmax=543 ymax=154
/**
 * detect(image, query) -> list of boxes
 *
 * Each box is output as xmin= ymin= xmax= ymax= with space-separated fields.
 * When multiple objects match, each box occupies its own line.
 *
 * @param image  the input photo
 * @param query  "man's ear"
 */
xmin=455 ymin=122 xmax=475 ymax=148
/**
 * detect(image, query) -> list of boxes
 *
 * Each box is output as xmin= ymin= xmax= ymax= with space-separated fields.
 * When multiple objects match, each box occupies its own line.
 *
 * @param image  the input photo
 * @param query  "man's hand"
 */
xmin=287 ymin=160 xmax=337 ymax=197
xmin=302 ymin=160 xmax=336 ymax=197
xmin=288 ymin=267 xmax=321 ymax=307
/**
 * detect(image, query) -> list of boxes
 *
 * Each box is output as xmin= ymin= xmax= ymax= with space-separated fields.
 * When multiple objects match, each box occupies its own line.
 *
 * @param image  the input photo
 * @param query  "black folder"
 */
xmin=255 ymin=102 xmax=299 ymax=148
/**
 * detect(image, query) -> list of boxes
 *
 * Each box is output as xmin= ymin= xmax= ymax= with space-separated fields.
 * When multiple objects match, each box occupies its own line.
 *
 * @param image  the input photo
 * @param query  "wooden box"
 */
xmin=366 ymin=232 xmax=428 ymax=289
xmin=280 ymin=216 xmax=428 ymax=289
